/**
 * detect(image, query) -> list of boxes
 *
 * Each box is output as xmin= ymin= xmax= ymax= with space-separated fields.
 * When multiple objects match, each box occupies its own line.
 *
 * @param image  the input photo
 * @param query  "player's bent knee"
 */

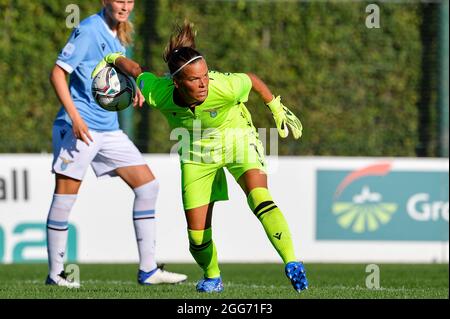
xmin=55 ymin=174 xmax=82 ymax=195
xmin=138 ymin=165 xmax=156 ymax=184
xmin=133 ymin=179 xmax=160 ymax=199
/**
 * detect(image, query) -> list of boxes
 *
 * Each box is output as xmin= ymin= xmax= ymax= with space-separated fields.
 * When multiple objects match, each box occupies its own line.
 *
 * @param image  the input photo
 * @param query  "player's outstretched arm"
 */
xmin=91 ymin=53 xmax=143 ymax=79
xmin=246 ymin=72 xmax=303 ymax=140
xmin=247 ymin=73 xmax=274 ymax=104
xmin=114 ymin=56 xmax=143 ymax=79
xmin=91 ymin=53 xmax=145 ymax=107
xmin=112 ymin=56 xmax=145 ymax=107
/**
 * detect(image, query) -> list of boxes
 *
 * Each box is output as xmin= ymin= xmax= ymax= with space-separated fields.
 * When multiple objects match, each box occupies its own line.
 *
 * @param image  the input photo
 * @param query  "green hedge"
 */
xmin=0 ymin=0 xmax=101 ymax=152
xmin=0 ymin=0 xmax=437 ymax=156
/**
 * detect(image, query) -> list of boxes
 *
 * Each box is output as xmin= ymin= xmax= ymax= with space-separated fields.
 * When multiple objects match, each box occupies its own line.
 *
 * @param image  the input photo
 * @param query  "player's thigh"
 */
xmin=52 ymin=121 xmax=101 ymax=181
xmin=227 ymin=130 xmax=268 ymax=195
xmin=115 ymin=164 xmax=155 ymax=189
xmin=185 ymin=202 xmax=215 ymax=230
xmin=92 ymin=130 xmax=148 ymax=183
xmin=181 ymin=162 xmax=228 ymax=211
xmin=236 ymin=169 xmax=268 ymax=196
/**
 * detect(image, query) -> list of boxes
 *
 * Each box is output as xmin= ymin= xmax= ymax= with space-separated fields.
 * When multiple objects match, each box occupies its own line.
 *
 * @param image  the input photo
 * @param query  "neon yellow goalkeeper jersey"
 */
xmin=136 ymin=71 xmax=253 ymax=132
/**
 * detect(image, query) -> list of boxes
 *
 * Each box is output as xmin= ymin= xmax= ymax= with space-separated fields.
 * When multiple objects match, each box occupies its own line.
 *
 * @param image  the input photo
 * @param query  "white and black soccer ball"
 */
xmin=91 ymin=65 xmax=136 ymax=112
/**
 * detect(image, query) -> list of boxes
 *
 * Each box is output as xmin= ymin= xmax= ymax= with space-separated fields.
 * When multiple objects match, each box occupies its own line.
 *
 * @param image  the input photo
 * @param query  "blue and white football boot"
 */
xmin=196 ymin=276 xmax=224 ymax=293
xmin=45 ymin=271 xmax=80 ymax=289
xmin=285 ymin=261 xmax=309 ymax=292
xmin=138 ymin=264 xmax=187 ymax=285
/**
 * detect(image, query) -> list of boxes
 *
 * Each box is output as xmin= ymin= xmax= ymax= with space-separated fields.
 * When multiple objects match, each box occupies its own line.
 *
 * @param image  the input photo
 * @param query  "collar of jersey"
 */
xmin=98 ymin=9 xmax=118 ymax=38
xmin=171 ymin=89 xmax=209 ymax=112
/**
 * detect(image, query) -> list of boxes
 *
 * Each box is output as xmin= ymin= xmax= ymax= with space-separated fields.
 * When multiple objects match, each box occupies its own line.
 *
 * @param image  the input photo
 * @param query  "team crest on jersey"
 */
xmin=204 ymin=109 xmax=218 ymax=118
xmin=101 ymin=43 xmax=106 ymax=51
xmin=59 ymin=156 xmax=74 ymax=171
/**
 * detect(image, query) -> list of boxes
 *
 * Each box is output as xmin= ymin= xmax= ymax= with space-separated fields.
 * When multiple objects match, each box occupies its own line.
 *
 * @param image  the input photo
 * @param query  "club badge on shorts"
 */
xmin=59 ymin=156 xmax=74 ymax=171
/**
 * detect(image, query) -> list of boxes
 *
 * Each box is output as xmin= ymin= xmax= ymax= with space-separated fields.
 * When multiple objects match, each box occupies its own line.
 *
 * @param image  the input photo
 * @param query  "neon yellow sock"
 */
xmin=247 ymin=187 xmax=297 ymax=264
xmin=188 ymin=228 xmax=221 ymax=278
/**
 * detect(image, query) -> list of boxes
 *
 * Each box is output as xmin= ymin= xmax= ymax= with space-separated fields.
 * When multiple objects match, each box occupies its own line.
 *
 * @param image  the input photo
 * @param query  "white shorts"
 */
xmin=52 ymin=121 xmax=147 ymax=180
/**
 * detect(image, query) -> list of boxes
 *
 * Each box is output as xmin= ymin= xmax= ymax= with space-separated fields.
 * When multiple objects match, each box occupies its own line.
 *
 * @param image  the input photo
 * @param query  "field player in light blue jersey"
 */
xmin=46 ymin=0 xmax=186 ymax=287
xmin=54 ymin=7 xmax=125 ymax=130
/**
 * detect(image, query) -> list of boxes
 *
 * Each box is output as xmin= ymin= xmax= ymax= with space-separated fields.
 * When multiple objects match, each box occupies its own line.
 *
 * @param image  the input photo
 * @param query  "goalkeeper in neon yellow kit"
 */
xmin=92 ymin=21 xmax=308 ymax=293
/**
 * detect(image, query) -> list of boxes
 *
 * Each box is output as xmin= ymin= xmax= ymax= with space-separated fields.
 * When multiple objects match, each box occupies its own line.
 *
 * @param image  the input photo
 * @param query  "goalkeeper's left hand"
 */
xmin=266 ymin=95 xmax=303 ymax=139
xmin=91 ymin=52 xmax=125 ymax=78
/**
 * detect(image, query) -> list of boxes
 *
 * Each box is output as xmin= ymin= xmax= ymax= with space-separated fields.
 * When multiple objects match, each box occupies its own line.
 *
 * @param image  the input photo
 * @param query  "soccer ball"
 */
xmin=91 ymin=65 xmax=136 ymax=112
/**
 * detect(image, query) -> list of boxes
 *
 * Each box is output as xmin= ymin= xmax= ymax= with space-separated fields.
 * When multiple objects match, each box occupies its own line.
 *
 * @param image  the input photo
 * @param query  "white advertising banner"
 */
xmin=0 ymin=154 xmax=448 ymax=264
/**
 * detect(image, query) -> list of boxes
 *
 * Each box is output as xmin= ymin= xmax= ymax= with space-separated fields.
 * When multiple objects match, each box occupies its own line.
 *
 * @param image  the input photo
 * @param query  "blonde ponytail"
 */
xmin=117 ymin=21 xmax=134 ymax=47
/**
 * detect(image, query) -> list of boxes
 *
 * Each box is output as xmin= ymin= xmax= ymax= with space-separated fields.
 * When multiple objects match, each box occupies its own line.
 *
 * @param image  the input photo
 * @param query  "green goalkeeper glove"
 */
xmin=266 ymin=95 xmax=303 ymax=139
xmin=91 ymin=52 xmax=125 ymax=78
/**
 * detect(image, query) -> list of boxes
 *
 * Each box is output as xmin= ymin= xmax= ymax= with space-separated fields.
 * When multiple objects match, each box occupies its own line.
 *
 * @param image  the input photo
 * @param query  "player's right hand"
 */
xmin=266 ymin=95 xmax=303 ymax=140
xmin=133 ymin=88 xmax=144 ymax=108
xmin=91 ymin=52 xmax=125 ymax=79
xmin=72 ymin=116 xmax=94 ymax=146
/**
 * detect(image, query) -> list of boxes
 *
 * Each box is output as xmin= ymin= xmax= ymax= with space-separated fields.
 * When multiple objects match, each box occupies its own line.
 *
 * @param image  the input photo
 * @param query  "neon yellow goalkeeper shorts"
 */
xmin=180 ymin=129 xmax=267 ymax=210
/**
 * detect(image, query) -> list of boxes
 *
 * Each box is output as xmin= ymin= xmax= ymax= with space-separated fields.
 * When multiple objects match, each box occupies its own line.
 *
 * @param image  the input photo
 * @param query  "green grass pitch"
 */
xmin=0 ymin=263 xmax=447 ymax=299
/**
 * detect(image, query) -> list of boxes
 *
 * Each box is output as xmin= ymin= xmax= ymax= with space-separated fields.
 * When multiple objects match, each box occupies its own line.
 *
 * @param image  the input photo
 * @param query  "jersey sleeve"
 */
xmin=56 ymin=25 xmax=91 ymax=74
xmin=228 ymin=72 xmax=252 ymax=103
xmin=136 ymin=72 xmax=161 ymax=108
xmin=211 ymin=72 xmax=252 ymax=104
